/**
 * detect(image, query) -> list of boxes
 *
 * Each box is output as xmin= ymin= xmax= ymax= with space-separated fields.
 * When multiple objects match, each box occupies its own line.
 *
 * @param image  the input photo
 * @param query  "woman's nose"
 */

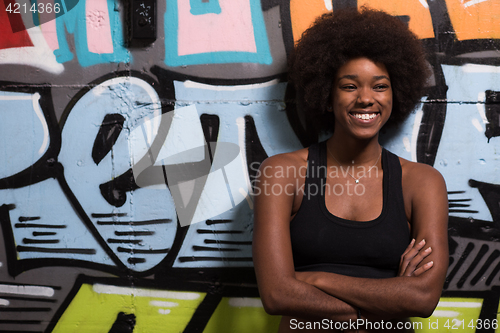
xmin=357 ymin=88 xmax=374 ymax=106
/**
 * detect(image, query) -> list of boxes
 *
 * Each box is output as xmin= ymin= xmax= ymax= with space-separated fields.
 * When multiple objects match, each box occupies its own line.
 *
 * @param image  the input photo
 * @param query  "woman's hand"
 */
xmin=398 ymin=238 xmax=434 ymax=277
xmin=297 ymin=238 xmax=434 ymax=285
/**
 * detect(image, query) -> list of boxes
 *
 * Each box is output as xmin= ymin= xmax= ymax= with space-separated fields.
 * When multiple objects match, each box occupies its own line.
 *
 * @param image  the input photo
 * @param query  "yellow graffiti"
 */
xmin=203 ymin=297 xmax=280 ymax=333
xmin=291 ymin=0 xmax=332 ymax=43
xmin=411 ymin=297 xmax=483 ymax=332
xmin=445 ymin=0 xmax=500 ymax=40
xmin=51 ymin=284 xmax=206 ymax=333
xmin=358 ymin=0 xmax=435 ymax=39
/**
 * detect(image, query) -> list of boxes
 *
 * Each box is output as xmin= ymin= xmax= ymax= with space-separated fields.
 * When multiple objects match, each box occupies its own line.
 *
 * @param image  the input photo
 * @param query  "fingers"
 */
xmin=405 ymin=244 xmax=433 ymax=276
xmin=398 ymin=239 xmax=433 ymax=277
xmin=398 ymin=238 xmax=423 ymax=276
xmin=400 ymin=238 xmax=415 ymax=260
xmin=412 ymin=261 xmax=434 ymax=277
xmin=398 ymin=239 xmax=415 ymax=275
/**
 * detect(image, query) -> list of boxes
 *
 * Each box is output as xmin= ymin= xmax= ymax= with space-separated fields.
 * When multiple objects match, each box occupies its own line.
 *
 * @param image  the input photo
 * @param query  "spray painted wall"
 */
xmin=0 ymin=0 xmax=499 ymax=332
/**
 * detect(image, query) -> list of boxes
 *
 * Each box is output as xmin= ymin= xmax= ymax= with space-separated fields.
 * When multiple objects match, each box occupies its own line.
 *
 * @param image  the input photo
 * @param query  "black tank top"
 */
xmin=290 ymin=141 xmax=411 ymax=278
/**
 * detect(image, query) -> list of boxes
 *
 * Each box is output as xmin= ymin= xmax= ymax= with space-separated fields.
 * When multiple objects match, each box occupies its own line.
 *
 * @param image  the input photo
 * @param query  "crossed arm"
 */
xmin=252 ymin=154 xmax=448 ymax=322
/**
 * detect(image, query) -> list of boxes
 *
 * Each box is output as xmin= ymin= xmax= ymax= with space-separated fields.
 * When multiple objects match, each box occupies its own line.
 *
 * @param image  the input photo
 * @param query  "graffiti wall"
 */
xmin=0 ymin=0 xmax=499 ymax=331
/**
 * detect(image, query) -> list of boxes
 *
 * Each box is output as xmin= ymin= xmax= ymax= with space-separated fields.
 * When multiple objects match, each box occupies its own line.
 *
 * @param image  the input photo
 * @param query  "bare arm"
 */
xmin=295 ymin=164 xmax=448 ymax=319
xmin=253 ymin=154 xmax=359 ymax=322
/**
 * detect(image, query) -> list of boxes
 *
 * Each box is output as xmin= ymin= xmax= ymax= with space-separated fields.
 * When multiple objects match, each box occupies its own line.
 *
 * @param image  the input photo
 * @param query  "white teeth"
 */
xmin=353 ymin=113 xmax=377 ymax=120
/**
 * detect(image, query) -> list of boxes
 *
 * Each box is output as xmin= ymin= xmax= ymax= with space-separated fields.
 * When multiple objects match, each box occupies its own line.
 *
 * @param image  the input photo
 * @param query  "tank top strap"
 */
xmin=384 ymin=148 xmax=406 ymax=218
xmin=301 ymin=141 xmax=326 ymax=203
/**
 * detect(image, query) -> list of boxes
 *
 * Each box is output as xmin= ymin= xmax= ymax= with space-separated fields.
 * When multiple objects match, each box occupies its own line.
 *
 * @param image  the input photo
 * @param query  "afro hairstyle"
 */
xmin=286 ymin=7 xmax=430 ymax=145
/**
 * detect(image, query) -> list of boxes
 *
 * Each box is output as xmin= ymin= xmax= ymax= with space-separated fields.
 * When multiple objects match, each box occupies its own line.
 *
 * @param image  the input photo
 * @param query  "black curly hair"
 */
xmin=286 ymin=7 xmax=430 ymax=145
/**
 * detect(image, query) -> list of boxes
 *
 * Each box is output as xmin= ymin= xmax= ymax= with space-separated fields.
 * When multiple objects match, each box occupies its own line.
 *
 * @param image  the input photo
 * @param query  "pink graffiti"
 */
xmin=85 ymin=0 xmax=113 ymax=54
xmin=177 ymin=0 xmax=257 ymax=56
xmin=39 ymin=0 xmax=59 ymax=50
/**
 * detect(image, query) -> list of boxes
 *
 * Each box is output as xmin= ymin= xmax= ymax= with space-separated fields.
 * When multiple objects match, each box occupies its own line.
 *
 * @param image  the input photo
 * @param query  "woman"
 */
xmin=252 ymin=7 xmax=448 ymax=333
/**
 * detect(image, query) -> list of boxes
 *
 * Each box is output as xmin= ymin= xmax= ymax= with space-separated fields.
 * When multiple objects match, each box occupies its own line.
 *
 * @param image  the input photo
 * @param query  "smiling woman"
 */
xmin=331 ymin=58 xmax=393 ymax=141
xmin=252 ymin=7 xmax=448 ymax=333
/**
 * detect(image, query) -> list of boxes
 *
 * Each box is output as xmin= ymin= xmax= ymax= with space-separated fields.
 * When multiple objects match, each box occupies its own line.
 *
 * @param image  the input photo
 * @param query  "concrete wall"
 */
xmin=0 ymin=0 xmax=499 ymax=332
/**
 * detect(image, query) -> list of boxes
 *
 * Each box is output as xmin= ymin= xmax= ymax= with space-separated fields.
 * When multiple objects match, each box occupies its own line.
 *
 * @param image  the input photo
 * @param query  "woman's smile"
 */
xmin=349 ymin=111 xmax=380 ymax=122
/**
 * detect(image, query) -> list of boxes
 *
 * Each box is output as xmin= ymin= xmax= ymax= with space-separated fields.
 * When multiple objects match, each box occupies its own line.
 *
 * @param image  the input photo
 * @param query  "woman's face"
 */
xmin=331 ymin=57 xmax=393 ymax=140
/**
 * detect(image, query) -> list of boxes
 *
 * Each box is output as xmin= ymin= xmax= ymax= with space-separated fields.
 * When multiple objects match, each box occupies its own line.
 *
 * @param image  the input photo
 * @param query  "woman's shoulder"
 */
xmin=260 ymin=147 xmax=309 ymax=168
xmin=257 ymin=147 xmax=309 ymax=180
xmin=398 ymin=155 xmax=447 ymax=194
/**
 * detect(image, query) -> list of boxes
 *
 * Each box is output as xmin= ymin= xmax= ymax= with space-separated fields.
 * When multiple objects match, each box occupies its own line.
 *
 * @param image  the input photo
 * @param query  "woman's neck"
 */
xmin=326 ymin=133 xmax=381 ymax=165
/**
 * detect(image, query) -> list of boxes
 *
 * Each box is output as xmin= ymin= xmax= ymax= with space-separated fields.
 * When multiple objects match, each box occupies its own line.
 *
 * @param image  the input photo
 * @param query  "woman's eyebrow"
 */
xmin=337 ymin=74 xmax=390 ymax=81
xmin=374 ymin=75 xmax=390 ymax=81
xmin=337 ymin=74 xmax=357 ymax=81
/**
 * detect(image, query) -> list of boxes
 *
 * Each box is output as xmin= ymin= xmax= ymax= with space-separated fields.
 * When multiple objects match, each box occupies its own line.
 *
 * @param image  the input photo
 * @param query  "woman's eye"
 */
xmin=374 ymin=85 xmax=389 ymax=91
xmin=342 ymin=85 xmax=356 ymax=90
